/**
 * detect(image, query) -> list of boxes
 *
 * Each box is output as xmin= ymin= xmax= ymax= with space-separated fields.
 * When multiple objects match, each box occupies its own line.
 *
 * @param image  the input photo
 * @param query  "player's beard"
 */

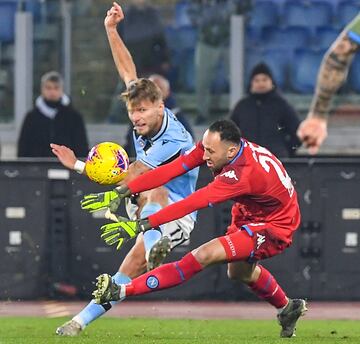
xmin=207 ymin=162 xmax=220 ymax=173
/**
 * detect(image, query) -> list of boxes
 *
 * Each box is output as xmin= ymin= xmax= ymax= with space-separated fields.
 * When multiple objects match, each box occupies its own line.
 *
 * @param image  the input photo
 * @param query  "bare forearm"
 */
xmin=106 ymin=27 xmax=137 ymax=86
xmin=309 ymin=34 xmax=359 ymax=119
xmin=149 ymin=187 xmax=209 ymax=227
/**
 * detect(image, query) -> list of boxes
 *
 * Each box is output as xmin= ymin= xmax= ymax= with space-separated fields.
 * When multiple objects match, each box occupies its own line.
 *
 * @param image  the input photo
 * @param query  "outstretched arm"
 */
xmin=81 ymin=143 xmax=204 ymax=213
xmin=297 ymin=14 xmax=360 ymax=154
xmin=51 ymin=143 xmax=86 ymax=173
xmin=309 ymin=36 xmax=358 ymax=120
xmin=127 ymin=143 xmax=205 ymax=194
xmin=105 ymin=2 xmax=137 ymax=87
xmin=98 ymin=169 xmax=250 ymax=251
xmin=51 ymin=142 xmax=151 ymax=183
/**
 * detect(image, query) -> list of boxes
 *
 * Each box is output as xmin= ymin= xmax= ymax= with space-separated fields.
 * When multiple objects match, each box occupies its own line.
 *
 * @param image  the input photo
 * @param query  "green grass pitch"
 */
xmin=0 ymin=318 xmax=359 ymax=344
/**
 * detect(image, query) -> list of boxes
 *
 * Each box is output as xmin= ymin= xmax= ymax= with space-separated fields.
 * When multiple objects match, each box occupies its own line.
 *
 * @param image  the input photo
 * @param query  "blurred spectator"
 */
xmin=18 ymin=71 xmax=89 ymax=157
xmin=120 ymin=0 xmax=170 ymax=76
xmin=124 ymin=74 xmax=194 ymax=157
xmin=230 ymin=63 xmax=301 ymax=158
xmin=108 ymin=0 xmax=170 ymax=121
xmin=149 ymin=74 xmax=194 ymax=138
xmin=189 ymin=0 xmax=242 ymax=124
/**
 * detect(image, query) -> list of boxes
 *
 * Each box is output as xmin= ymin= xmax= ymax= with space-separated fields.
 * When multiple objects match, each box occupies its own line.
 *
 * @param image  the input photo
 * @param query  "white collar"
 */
xmin=35 ymin=94 xmax=70 ymax=119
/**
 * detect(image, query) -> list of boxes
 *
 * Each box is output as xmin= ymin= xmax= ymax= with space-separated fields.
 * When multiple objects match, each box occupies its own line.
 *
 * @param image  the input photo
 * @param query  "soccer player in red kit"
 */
xmin=83 ymin=119 xmax=307 ymax=337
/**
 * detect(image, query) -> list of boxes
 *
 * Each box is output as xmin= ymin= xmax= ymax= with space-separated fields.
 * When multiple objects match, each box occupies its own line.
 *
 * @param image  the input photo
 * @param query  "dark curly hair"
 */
xmin=208 ymin=119 xmax=242 ymax=144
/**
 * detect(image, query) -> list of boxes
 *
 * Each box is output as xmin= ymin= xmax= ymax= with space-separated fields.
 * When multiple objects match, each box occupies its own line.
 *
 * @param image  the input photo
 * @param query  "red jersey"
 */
xmin=127 ymin=139 xmax=301 ymax=243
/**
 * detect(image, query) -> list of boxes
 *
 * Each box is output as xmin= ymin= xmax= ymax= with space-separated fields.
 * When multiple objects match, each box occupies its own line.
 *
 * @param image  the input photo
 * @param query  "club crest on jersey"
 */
xmin=220 ymin=170 xmax=239 ymax=181
xmin=256 ymin=233 xmax=266 ymax=249
xmin=146 ymin=276 xmax=159 ymax=289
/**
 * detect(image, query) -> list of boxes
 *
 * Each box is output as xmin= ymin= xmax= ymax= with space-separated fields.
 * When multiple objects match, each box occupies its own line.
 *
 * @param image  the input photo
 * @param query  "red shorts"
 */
xmin=218 ymin=223 xmax=292 ymax=263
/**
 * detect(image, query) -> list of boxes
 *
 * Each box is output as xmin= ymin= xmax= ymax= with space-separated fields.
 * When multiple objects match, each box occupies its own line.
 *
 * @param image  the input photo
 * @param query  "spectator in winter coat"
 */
xmin=230 ymin=63 xmax=301 ymax=158
xmin=18 ymin=71 xmax=89 ymax=157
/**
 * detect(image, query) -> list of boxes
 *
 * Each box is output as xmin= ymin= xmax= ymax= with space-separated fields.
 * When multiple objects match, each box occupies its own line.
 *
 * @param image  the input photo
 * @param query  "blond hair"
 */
xmin=121 ymin=78 xmax=163 ymax=106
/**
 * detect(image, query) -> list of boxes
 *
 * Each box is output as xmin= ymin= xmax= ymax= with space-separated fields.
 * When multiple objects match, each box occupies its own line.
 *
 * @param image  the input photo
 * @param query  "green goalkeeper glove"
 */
xmin=80 ymin=185 xmax=131 ymax=213
xmin=100 ymin=217 xmax=152 ymax=250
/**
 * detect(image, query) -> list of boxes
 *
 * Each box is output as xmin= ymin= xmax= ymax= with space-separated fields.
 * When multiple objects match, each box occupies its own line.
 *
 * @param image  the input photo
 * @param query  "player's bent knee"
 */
xmin=192 ymin=249 xmax=210 ymax=266
xmin=227 ymin=262 xmax=257 ymax=283
xmin=227 ymin=267 xmax=249 ymax=282
xmin=192 ymin=238 xmax=226 ymax=267
xmin=227 ymin=269 xmax=254 ymax=283
xmin=227 ymin=268 xmax=237 ymax=281
xmin=237 ymin=273 xmax=255 ymax=284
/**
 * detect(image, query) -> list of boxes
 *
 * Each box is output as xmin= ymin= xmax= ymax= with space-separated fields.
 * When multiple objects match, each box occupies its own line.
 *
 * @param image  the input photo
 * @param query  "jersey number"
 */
xmin=248 ymin=143 xmax=294 ymax=197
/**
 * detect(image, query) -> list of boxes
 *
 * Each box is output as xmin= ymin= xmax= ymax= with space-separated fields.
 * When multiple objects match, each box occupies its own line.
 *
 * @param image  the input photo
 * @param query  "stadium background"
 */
xmin=2 ymin=0 xmax=360 ymax=155
xmin=0 ymin=0 xmax=360 ymax=339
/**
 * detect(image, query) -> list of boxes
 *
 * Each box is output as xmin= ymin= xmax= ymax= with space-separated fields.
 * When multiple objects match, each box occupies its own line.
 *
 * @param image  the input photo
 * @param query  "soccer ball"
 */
xmin=85 ymin=142 xmax=129 ymax=185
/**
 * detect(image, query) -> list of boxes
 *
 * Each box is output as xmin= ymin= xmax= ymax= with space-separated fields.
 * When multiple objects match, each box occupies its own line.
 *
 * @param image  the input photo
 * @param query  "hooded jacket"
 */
xmin=230 ymin=88 xmax=301 ymax=158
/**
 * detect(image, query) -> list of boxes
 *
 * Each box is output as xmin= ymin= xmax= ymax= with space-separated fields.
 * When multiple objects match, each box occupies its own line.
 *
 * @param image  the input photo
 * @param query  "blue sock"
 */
xmin=73 ymin=272 xmax=131 ymax=328
xmin=112 ymin=271 xmax=131 ymax=285
xmin=140 ymin=202 xmax=163 ymax=253
xmin=144 ymin=229 xmax=162 ymax=252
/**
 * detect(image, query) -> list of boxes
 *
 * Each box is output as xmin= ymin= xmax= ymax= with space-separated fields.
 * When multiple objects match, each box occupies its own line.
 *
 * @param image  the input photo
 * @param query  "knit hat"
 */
xmin=250 ymin=62 xmax=274 ymax=83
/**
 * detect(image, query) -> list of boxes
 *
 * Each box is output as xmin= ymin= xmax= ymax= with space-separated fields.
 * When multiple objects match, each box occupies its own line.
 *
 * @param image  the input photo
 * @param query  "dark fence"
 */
xmin=1 ymin=158 xmax=360 ymax=301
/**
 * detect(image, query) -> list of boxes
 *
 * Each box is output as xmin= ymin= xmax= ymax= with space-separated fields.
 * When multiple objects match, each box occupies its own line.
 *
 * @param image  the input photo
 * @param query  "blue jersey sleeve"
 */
xmin=139 ymin=139 xmax=182 ymax=169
